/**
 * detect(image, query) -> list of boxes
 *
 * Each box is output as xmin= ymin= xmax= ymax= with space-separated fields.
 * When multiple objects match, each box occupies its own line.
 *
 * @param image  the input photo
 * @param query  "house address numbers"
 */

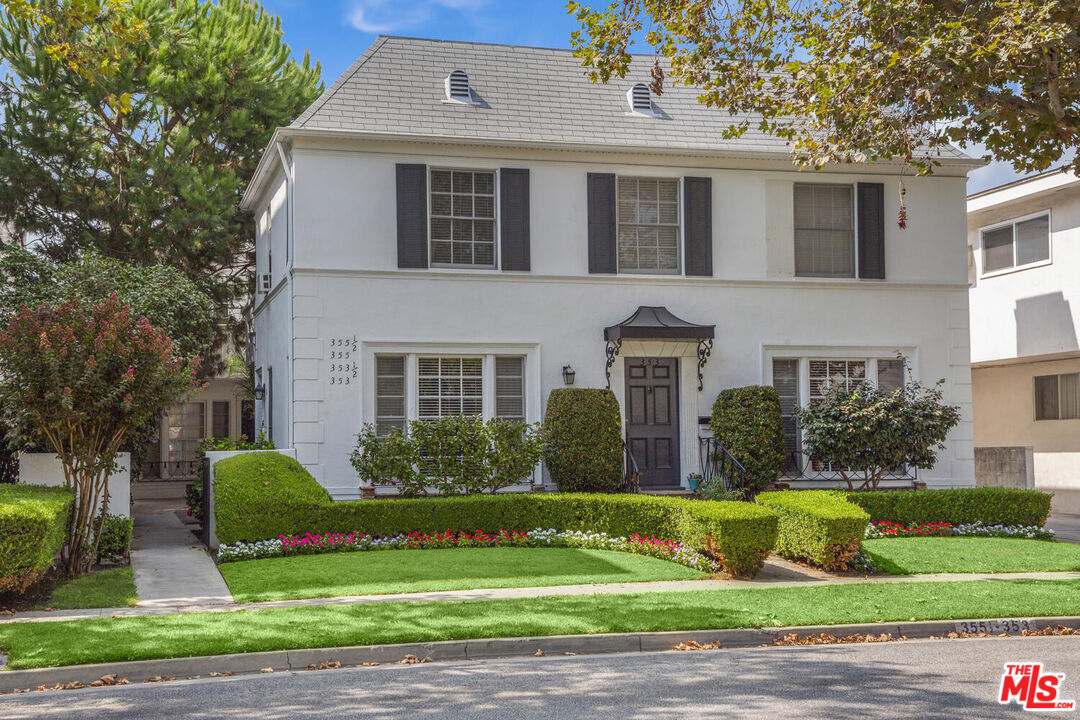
xmin=328 ymin=335 xmax=358 ymax=385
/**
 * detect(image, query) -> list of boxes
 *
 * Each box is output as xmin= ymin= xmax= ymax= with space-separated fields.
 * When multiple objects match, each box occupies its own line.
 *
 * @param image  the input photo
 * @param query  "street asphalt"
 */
xmin=1 ymin=635 xmax=1077 ymax=719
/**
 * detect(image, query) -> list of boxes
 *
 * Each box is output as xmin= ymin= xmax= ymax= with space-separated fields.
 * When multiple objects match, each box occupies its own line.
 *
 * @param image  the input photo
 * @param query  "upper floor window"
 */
xmin=981 ymin=213 xmax=1050 ymax=275
xmin=617 ymin=177 xmax=680 ymax=273
xmin=430 ymin=169 xmax=496 ymax=268
xmin=1035 ymin=372 xmax=1079 ymax=421
xmin=794 ymin=183 xmax=854 ymax=278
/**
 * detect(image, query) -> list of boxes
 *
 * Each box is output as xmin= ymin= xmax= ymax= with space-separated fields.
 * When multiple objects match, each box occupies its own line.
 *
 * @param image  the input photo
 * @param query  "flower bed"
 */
xmin=218 ymin=528 xmax=721 ymax=573
xmin=864 ymin=521 xmax=1054 ymax=541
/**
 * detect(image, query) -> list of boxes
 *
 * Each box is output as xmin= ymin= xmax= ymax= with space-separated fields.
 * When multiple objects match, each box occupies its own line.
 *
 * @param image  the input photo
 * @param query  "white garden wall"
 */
xmin=19 ymin=452 xmax=131 ymax=517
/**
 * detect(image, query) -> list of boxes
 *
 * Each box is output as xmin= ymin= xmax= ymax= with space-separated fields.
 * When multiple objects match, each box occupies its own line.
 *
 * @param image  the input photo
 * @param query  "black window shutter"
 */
xmin=396 ymin=163 xmax=428 ymax=269
xmin=499 ymin=168 xmax=530 ymax=271
xmin=587 ymin=173 xmax=617 ymax=273
xmin=857 ymin=182 xmax=885 ymax=279
xmin=683 ymin=176 xmax=713 ymax=276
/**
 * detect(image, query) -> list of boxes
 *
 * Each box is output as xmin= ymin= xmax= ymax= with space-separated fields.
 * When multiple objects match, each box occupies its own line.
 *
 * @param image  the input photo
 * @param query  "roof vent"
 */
xmin=627 ymin=83 xmax=654 ymax=115
xmin=445 ymin=69 xmax=473 ymax=103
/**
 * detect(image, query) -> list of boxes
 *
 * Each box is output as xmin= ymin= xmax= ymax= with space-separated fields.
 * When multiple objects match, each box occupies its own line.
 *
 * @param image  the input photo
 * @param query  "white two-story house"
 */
xmin=241 ymin=36 xmax=979 ymax=499
xmin=968 ymin=169 xmax=1080 ymax=513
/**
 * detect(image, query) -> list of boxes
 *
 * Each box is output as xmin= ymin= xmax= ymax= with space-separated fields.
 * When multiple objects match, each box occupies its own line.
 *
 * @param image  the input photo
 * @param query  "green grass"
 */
xmin=219 ymin=547 xmax=704 ymax=602
xmin=2 ymin=579 xmax=1079 ymax=669
xmin=40 ymin=568 xmax=137 ymax=610
xmin=863 ymin=538 xmax=1080 ymax=575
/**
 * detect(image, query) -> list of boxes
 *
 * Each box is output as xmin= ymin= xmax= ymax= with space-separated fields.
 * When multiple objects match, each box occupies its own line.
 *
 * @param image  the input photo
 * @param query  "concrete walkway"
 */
xmin=1048 ymin=513 xmax=1080 ymax=544
xmin=129 ymin=499 xmax=232 ymax=609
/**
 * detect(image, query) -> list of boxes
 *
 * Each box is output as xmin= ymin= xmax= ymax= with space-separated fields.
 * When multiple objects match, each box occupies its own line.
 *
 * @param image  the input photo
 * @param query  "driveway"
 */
xmin=1049 ymin=513 xmax=1080 ymax=544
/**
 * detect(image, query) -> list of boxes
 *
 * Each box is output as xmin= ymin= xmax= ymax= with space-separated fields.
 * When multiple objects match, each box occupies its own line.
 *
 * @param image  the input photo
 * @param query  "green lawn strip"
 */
xmin=863 ymin=538 xmax=1080 ymax=575
xmin=40 ymin=568 xmax=137 ymax=610
xmin=219 ymin=547 xmax=704 ymax=603
xmin=3 ymin=579 xmax=1079 ymax=670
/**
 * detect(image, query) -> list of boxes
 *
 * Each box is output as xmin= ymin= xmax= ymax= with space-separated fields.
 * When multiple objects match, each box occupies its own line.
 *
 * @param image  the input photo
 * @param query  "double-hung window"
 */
xmin=981 ymin=213 xmax=1050 ymax=275
xmin=430 ymin=169 xmax=496 ymax=268
xmin=616 ymin=177 xmax=680 ymax=273
xmin=794 ymin=183 xmax=855 ymax=278
xmin=1035 ymin=373 xmax=1080 ymax=421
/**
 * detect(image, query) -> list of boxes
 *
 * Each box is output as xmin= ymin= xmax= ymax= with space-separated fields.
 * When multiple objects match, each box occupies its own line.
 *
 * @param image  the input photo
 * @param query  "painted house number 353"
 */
xmin=328 ymin=336 xmax=358 ymax=385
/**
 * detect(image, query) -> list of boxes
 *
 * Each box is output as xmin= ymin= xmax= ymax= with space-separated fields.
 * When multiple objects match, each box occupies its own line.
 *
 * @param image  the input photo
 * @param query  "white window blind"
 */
xmin=494 ymin=356 xmax=525 ymax=421
xmin=616 ymin=177 xmax=680 ymax=272
xmin=430 ymin=169 xmax=496 ymax=267
xmin=375 ymin=355 xmax=407 ymax=435
xmin=809 ymin=359 xmax=866 ymax=401
xmin=772 ymin=359 xmax=800 ymax=470
xmin=876 ymin=358 xmax=905 ymax=392
xmin=418 ymin=357 xmax=483 ymax=419
xmin=794 ymin=183 xmax=854 ymax=278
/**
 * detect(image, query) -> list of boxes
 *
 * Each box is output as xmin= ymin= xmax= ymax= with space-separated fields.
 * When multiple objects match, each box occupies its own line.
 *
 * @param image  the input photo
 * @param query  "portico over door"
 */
xmin=625 ymin=357 xmax=680 ymax=488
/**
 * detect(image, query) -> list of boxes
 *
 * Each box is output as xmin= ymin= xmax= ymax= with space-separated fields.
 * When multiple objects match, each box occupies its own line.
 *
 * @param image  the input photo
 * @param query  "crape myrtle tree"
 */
xmin=0 ymin=296 xmax=200 ymax=574
xmin=569 ymin=1 xmax=1080 ymax=210
xmin=0 ymin=0 xmax=323 ymax=337
xmin=795 ymin=378 xmax=960 ymax=491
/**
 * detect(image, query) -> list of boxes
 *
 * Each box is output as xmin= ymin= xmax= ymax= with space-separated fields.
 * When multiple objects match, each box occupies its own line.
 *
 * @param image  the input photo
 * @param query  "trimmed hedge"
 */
xmin=756 ymin=490 xmax=869 ymax=571
xmin=710 ymin=386 xmax=785 ymax=493
xmin=213 ymin=453 xmax=780 ymax=577
xmin=543 ymin=389 xmax=623 ymax=493
xmin=846 ymin=487 xmax=1052 ymax=527
xmin=0 ymin=484 xmax=73 ymax=592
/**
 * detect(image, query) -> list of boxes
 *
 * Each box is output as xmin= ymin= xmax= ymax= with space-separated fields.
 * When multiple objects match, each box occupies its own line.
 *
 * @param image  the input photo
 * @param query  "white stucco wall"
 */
xmin=19 ymin=452 xmax=131 ymax=517
xmin=253 ymin=138 xmax=975 ymax=498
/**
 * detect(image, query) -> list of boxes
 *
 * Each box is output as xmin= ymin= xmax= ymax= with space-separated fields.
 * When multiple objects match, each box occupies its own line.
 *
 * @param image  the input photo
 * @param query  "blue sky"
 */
xmin=261 ymin=0 xmax=1043 ymax=194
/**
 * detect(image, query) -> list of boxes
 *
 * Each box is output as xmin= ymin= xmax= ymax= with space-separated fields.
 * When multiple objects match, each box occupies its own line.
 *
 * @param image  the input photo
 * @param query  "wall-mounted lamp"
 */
xmin=253 ymin=382 xmax=266 ymax=401
xmin=562 ymin=365 xmax=576 ymax=386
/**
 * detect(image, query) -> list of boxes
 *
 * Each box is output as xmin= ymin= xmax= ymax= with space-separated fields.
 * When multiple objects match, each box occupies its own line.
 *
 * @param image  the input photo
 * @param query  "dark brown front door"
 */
xmin=625 ymin=358 xmax=680 ymax=488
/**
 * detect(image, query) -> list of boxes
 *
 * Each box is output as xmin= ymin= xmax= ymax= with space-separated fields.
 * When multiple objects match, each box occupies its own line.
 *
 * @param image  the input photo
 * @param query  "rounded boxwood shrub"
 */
xmin=543 ymin=388 xmax=622 ymax=493
xmin=710 ymin=385 xmax=785 ymax=494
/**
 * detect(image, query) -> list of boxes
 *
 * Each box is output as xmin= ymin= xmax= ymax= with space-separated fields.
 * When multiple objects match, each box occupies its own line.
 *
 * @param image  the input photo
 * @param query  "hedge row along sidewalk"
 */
xmin=212 ymin=453 xmax=780 ymax=576
xmin=846 ymin=487 xmax=1052 ymax=527
xmin=1 ymin=578 xmax=1078 ymax=670
xmin=0 ymin=485 xmax=73 ymax=593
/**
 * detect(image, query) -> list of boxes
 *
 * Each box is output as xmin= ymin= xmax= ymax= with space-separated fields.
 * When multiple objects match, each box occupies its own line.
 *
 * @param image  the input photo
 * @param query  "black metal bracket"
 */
xmin=604 ymin=338 xmax=622 ymax=389
xmin=696 ymin=338 xmax=713 ymax=392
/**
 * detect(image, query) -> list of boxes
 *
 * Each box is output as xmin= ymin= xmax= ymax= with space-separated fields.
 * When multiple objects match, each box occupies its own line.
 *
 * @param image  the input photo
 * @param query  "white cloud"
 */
xmin=346 ymin=0 xmax=488 ymax=33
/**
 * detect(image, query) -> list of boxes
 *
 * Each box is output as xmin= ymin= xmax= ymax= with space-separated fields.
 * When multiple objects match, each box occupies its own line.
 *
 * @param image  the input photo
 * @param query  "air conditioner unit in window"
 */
xmin=260 ymin=273 xmax=272 ymax=293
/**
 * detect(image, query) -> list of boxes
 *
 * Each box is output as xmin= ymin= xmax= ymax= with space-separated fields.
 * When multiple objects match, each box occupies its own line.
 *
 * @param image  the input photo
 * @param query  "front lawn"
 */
xmin=43 ymin=567 xmax=137 ymax=609
xmin=219 ymin=547 xmax=704 ymax=602
xmin=863 ymin=537 xmax=1080 ymax=575
xmin=0 ymin=579 xmax=1077 ymax=669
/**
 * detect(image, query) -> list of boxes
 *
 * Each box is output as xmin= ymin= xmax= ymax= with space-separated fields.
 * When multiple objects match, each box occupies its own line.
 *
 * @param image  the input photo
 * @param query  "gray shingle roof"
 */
xmin=294 ymin=36 xmax=969 ymax=158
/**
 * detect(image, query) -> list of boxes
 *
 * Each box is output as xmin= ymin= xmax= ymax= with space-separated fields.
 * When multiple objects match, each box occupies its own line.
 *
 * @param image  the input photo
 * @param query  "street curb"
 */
xmin=2 ymin=616 xmax=1078 ymax=693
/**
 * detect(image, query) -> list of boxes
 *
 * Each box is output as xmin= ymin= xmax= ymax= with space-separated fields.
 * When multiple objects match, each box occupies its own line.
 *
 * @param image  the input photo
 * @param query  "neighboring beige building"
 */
xmin=968 ymin=169 xmax=1080 ymax=513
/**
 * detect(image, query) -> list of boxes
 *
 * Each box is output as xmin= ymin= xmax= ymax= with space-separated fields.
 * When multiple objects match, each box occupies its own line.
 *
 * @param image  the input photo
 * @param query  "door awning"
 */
xmin=603 ymin=306 xmax=715 ymax=342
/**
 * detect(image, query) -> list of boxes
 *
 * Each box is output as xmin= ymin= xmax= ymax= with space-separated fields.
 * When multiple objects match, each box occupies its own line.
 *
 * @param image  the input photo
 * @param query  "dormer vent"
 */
xmin=628 ymin=83 xmax=654 ymax=115
xmin=445 ymin=69 xmax=472 ymax=103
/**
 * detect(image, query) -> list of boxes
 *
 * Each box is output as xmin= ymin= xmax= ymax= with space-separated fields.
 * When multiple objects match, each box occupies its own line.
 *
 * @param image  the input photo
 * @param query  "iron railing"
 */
xmin=141 ymin=460 xmax=202 ymax=480
xmin=698 ymin=437 xmax=749 ymax=492
xmin=780 ymin=451 xmax=916 ymax=483
xmin=621 ymin=441 xmax=641 ymax=494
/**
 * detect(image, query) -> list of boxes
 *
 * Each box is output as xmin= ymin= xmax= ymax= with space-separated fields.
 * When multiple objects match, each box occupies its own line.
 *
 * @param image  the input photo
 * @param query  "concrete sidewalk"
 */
xmin=129 ymin=499 xmax=232 ymax=609
xmin=1048 ymin=513 xmax=1080 ymax=544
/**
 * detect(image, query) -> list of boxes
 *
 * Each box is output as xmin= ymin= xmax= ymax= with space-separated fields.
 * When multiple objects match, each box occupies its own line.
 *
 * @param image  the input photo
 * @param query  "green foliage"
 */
xmin=350 ymin=418 xmax=543 ymax=497
xmin=199 ymin=431 xmax=276 ymax=454
xmin=0 ymin=296 xmax=199 ymax=574
xmin=710 ymin=386 xmax=785 ymax=494
xmin=0 ymin=484 xmax=73 ymax=592
xmin=568 ymin=1 xmax=1080 ymax=178
xmin=214 ymin=453 xmax=778 ymax=577
xmin=543 ymin=389 xmax=623 ymax=493
xmin=185 ymin=481 xmax=203 ymax=524
xmin=796 ymin=379 xmax=960 ymax=490
xmin=756 ymin=491 xmax=870 ymax=571
xmin=0 ymin=0 xmax=323 ymax=315
xmin=95 ymin=514 xmax=132 ymax=564
xmin=847 ymin=488 xmax=1053 ymax=528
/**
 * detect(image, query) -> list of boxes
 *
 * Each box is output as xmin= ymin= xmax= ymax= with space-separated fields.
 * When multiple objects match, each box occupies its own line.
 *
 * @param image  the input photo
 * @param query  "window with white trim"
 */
xmin=794 ymin=183 xmax=854 ymax=278
xmin=1035 ymin=372 xmax=1080 ymax=421
xmin=375 ymin=356 xmax=407 ymax=435
xmin=616 ymin=177 xmax=680 ymax=273
xmin=430 ymin=169 xmax=496 ymax=268
xmin=981 ymin=213 xmax=1050 ymax=274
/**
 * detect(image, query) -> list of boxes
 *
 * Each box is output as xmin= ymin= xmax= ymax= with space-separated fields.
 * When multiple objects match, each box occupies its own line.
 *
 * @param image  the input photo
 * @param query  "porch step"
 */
xmin=132 ymin=480 xmax=191 ymax=501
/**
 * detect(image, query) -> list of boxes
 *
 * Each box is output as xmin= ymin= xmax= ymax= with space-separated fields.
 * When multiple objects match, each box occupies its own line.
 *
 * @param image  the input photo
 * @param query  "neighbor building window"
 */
xmin=167 ymin=402 xmax=204 ymax=463
xmin=430 ymin=169 xmax=496 ymax=267
xmin=981 ymin=213 xmax=1050 ymax=274
xmin=794 ymin=183 xmax=855 ymax=278
xmin=616 ymin=177 xmax=680 ymax=273
xmin=1035 ymin=372 xmax=1080 ymax=421
xmin=211 ymin=401 xmax=230 ymax=439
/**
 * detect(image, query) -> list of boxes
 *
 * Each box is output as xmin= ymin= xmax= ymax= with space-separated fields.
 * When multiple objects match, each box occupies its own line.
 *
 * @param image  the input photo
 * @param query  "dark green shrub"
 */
xmin=846 ymin=487 xmax=1052 ymax=527
xmin=756 ymin=490 xmax=869 ymax=570
xmin=185 ymin=481 xmax=203 ymax=523
xmin=710 ymin=386 xmax=785 ymax=494
xmin=95 ymin=514 xmax=133 ymax=564
xmin=543 ymin=389 xmax=622 ymax=492
xmin=214 ymin=453 xmax=779 ymax=577
xmin=0 ymin=484 xmax=73 ymax=592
